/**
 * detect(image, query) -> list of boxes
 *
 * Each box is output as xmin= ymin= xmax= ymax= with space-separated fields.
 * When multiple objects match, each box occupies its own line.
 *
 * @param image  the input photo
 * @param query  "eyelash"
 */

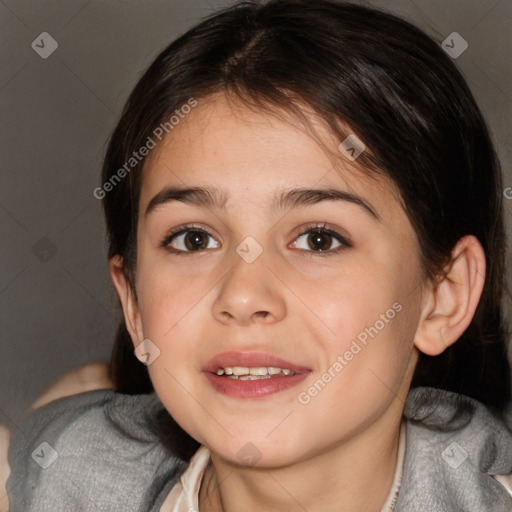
xmin=160 ymin=222 xmax=352 ymax=257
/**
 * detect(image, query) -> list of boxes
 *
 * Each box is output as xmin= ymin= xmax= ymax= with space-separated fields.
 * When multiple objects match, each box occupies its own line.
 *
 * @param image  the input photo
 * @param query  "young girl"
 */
xmin=6 ymin=0 xmax=512 ymax=510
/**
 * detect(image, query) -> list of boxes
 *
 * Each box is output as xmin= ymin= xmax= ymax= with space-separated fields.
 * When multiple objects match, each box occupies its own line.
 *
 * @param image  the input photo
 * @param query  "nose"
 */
xmin=211 ymin=246 xmax=286 ymax=326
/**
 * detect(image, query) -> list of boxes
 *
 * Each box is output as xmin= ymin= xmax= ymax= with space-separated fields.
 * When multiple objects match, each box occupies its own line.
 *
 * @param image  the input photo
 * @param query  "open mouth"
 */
xmin=215 ymin=366 xmax=298 ymax=380
xmin=205 ymin=364 xmax=310 ymax=399
xmin=203 ymin=352 xmax=311 ymax=398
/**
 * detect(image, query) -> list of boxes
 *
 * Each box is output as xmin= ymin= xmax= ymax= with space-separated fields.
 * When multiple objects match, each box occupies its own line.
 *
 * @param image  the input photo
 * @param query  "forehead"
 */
xmin=140 ymin=92 xmax=405 ymax=225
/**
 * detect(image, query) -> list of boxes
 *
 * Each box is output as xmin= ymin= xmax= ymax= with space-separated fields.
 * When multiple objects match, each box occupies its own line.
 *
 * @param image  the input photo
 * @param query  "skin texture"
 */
xmin=109 ymin=92 xmax=486 ymax=512
xmin=0 ymin=362 xmax=113 ymax=512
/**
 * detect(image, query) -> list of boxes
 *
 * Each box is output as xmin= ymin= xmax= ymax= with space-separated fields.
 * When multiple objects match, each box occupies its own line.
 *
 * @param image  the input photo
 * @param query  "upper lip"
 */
xmin=203 ymin=351 xmax=311 ymax=373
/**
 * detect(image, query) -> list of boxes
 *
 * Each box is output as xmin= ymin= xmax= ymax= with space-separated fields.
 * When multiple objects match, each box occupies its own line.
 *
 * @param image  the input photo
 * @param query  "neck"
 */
xmin=199 ymin=408 xmax=404 ymax=512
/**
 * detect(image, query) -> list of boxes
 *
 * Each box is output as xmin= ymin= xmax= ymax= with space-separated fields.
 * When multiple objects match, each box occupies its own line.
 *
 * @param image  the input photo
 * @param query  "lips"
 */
xmin=203 ymin=351 xmax=310 ymax=374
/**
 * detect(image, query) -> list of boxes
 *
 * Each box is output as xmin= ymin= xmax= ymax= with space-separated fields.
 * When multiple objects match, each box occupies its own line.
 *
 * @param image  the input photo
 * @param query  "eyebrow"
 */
xmin=144 ymin=185 xmax=380 ymax=221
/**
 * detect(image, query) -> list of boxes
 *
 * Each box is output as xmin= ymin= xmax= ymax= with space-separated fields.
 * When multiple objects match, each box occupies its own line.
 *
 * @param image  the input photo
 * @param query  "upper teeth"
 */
xmin=216 ymin=366 xmax=294 ymax=376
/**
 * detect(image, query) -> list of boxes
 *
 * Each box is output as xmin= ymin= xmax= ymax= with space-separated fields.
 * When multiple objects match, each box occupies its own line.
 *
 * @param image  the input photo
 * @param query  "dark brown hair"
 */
xmin=101 ymin=0 xmax=511 ymax=461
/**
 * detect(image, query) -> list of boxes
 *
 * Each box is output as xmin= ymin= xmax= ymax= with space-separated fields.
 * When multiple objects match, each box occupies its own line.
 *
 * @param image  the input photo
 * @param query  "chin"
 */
xmin=208 ymin=435 xmax=306 ymax=469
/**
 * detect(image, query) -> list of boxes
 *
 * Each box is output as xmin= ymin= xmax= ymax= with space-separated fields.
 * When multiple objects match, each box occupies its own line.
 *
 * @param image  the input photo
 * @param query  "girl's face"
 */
xmin=127 ymin=92 xmax=429 ymax=467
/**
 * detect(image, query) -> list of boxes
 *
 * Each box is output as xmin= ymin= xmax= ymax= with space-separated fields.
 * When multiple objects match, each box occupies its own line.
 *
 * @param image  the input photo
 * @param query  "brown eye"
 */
xmin=306 ymin=230 xmax=335 ymax=251
xmin=182 ymin=231 xmax=210 ymax=251
xmin=290 ymin=224 xmax=351 ymax=255
xmin=162 ymin=227 xmax=220 ymax=254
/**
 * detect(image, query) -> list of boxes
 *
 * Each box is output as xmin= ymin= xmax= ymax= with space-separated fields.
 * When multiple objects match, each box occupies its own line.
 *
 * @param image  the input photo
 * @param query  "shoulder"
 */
xmin=7 ymin=389 xmax=188 ymax=512
xmin=402 ymin=386 xmax=512 ymax=469
xmin=395 ymin=386 xmax=512 ymax=512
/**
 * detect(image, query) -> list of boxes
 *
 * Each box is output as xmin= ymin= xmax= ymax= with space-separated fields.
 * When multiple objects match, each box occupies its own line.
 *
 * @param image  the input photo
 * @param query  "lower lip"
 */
xmin=204 ymin=371 xmax=311 ymax=399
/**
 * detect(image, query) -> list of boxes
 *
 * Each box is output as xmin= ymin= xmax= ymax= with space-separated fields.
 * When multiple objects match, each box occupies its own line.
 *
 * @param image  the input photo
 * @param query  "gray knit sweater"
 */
xmin=6 ymin=386 xmax=512 ymax=511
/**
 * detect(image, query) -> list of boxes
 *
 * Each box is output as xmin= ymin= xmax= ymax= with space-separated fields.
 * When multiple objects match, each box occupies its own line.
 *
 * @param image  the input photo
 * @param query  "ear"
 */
xmin=414 ymin=235 xmax=486 ymax=356
xmin=108 ymin=255 xmax=144 ymax=348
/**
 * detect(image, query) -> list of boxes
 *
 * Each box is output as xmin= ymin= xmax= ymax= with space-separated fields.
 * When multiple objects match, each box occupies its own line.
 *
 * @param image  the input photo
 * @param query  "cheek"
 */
xmin=136 ymin=262 xmax=209 ymax=340
xmin=294 ymin=307 xmax=415 ymax=437
xmin=297 ymin=263 xmax=416 ymax=396
xmin=296 ymin=263 xmax=397 ymax=345
xmin=135 ymin=270 xmax=206 ymax=431
xmin=133 ymin=269 xmax=212 ymax=410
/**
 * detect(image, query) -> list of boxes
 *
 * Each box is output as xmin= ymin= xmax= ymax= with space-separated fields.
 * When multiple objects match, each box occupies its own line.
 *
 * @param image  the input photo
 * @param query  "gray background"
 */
xmin=1 ymin=0 xmax=511 ymax=431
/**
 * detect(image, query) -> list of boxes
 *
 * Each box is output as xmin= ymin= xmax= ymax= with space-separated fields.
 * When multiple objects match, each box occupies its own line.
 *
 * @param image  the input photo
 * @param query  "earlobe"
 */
xmin=414 ymin=235 xmax=486 ymax=356
xmin=108 ymin=255 xmax=144 ymax=347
